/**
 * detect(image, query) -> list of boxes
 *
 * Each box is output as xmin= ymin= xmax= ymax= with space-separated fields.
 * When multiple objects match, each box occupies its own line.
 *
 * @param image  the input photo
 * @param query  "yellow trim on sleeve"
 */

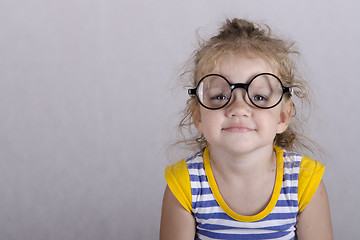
xmin=298 ymin=156 xmax=325 ymax=212
xmin=203 ymin=146 xmax=284 ymax=222
xmin=164 ymin=159 xmax=192 ymax=213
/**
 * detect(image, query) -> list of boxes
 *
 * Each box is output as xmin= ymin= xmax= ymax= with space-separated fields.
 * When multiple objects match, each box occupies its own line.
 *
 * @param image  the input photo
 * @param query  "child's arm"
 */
xmin=296 ymin=181 xmax=333 ymax=239
xmin=160 ymin=186 xmax=196 ymax=240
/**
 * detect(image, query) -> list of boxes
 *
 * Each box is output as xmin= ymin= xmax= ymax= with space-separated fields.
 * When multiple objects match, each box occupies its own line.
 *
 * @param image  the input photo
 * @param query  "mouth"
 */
xmin=222 ymin=126 xmax=255 ymax=133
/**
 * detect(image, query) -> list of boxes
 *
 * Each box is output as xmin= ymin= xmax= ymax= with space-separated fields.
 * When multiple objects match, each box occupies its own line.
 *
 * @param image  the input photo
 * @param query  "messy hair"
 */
xmin=177 ymin=18 xmax=314 ymax=154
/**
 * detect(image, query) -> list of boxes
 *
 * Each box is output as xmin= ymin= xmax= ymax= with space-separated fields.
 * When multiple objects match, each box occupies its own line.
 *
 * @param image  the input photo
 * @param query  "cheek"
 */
xmin=197 ymin=110 xmax=221 ymax=134
xmin=257 ymin=111 xmax=282 ymax=131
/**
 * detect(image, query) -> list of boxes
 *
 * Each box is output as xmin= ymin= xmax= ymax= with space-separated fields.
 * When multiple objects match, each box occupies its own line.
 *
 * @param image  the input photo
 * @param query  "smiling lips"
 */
xmin=222 ymin=126 xmax=255 ymax=133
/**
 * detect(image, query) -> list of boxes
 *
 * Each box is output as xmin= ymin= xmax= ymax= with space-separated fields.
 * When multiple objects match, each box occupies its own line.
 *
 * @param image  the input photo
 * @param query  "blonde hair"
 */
xmin=177 ymin=18 xmax=314 ymax=154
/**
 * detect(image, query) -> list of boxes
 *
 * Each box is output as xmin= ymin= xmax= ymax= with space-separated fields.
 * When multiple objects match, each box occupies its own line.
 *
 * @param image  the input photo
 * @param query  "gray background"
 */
xmin=0 ymin=0 xmax=358 ymax=239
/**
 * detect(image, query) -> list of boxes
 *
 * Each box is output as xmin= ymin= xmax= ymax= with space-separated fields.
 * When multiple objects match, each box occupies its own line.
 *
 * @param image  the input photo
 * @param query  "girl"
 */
xmin=160 ymin=18 xmax=332 ymax=240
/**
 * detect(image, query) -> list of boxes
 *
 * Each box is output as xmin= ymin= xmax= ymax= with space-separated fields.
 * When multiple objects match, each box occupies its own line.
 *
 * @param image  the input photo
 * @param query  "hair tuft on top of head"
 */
xmin=219 ymin=18 xmax=265 ymax=39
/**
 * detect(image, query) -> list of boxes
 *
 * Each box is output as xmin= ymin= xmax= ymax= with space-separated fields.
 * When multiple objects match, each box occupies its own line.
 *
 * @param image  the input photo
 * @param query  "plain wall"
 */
xmin=0 ymin=0 xmax=359 ymax=239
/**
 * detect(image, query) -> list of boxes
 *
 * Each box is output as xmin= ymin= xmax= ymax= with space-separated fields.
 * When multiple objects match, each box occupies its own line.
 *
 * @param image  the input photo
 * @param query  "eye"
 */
xmin=211 ymin=94 xmax=229 ymax=101
xmin=252 ymin=95 xmax=268 ymax=101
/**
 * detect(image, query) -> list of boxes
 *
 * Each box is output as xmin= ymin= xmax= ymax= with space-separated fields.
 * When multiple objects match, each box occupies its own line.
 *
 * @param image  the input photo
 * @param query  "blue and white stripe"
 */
xmin=186 ymin=149 xmax=301 ymax=240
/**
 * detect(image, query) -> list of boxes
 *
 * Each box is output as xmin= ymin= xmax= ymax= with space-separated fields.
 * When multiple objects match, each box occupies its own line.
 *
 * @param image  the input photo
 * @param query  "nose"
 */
xmin=225 ymin=89 xmax=252 ymax=117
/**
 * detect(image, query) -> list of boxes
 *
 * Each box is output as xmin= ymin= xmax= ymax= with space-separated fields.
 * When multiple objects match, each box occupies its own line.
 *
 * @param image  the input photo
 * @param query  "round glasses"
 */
xmin=188 ymin=73 xmax=292 ymax=110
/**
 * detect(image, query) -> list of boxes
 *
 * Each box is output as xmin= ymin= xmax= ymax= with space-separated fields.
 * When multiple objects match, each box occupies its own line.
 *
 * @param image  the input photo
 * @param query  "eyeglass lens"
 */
xmin=196 ymin=74 xmax=284 ymax=109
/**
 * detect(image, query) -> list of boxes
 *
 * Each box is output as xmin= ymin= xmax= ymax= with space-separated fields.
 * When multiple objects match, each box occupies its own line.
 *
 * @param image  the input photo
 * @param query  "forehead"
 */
xmin=219 ymin=55 xmax=272 ymax=77
xmin=197 ymin=51 xmax=277 ymax=84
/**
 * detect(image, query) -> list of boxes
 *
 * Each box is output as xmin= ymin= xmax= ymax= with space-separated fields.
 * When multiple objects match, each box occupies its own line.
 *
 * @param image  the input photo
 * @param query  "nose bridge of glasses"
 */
xmin=230 ymin=83 xmax=249 ymax=99
xmin=229 ymin=83 xmax=250 ymax=106
xmin=231 ymin=83 xmax=249 ymax=91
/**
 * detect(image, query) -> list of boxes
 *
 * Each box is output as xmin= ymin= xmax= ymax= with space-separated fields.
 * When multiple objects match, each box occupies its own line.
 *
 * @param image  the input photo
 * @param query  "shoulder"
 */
xmin=164 ymin=151 xmax=204 ymax=213
xmin=298 ymin=155 xmax=325 ymax=212
xmin=275 ymin=146 xmax=325 ymax=212
xmin=165 ymin=151 xmax=204 ymax=183
xmin=276 ymin=147 xmax=324 ymax=178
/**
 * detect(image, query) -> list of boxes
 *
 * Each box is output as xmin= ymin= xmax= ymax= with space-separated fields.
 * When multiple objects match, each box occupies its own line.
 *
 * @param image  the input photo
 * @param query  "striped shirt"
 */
xmin=165 ymin=146 xmax=325 ymax=239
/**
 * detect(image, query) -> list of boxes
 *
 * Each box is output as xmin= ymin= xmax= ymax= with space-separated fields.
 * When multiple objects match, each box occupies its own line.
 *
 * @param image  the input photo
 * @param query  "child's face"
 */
xmin=193 ymin=54 xmax=292 ymax=156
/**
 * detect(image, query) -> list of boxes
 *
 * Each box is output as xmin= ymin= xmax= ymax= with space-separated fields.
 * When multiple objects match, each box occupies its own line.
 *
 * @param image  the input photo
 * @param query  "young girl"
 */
xmin=160 ymin=18 xmax=333 ymax=240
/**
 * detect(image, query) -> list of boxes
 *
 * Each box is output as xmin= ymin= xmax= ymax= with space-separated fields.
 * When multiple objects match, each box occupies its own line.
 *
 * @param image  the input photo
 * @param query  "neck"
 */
xmin=207 ymin=144 xmax=276 ymax=180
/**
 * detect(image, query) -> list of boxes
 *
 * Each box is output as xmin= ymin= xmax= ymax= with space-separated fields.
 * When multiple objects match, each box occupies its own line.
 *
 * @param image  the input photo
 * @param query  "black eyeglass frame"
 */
xmin=188 ymin=73 xmax=292 ymax=110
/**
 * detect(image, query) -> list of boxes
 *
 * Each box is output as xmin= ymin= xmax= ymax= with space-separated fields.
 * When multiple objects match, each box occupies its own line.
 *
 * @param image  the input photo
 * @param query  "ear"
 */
xmin=276 ymin=100 xmax=293 ymax=134
xmin=192 ymin=108 xmax=203 ymax=133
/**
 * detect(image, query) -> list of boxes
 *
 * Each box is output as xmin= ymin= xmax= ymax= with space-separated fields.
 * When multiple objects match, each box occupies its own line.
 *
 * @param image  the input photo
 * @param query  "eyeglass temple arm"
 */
xmin=188 ymin=89 xmax=196 ymax=95
xmin=284 ymin=87 xmax=293 ymax=94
